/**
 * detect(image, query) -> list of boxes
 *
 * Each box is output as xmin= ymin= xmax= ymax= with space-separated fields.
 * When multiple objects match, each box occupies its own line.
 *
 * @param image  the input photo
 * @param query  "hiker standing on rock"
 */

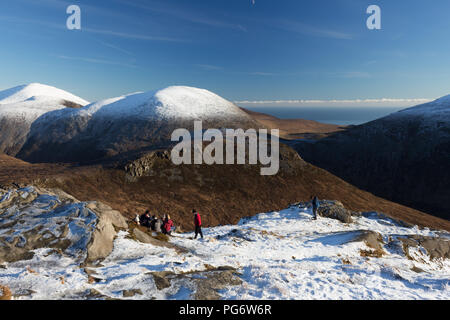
xmin=193 ymin=209 xmax=204 ymax=239
xmin=311 ymin=196 xmax=320 ymax=220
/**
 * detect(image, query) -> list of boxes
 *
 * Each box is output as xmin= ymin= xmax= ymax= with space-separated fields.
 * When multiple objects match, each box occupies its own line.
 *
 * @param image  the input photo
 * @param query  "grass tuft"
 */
xmin=360 ymin=248 xmax=385 ymax=258
xmin=0 ymin=285 xmax=12 ymax=300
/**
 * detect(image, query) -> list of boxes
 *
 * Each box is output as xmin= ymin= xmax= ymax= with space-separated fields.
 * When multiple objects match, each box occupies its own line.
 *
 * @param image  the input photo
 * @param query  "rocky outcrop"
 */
xmin=398 ymin=235 xmax=450 ymax=260
xmin=148 ymin=266 xmax=242 ymax=300
xmin=85 ymin=201 xmax=128 ymax=263
xmin=0 ymin=186 xmax=127 ymax=265
xmin=124 ymin=150 xmax=172 ymax=179
xmin=349 ymin=230 xmax=384 ymax=251
xmin=317 ymin=201 xmax=354 ymax=223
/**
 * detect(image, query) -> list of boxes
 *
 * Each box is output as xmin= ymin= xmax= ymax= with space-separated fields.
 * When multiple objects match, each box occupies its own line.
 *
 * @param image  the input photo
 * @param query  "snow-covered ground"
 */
xmin=1 ymin=188 xmax=449 ymax=300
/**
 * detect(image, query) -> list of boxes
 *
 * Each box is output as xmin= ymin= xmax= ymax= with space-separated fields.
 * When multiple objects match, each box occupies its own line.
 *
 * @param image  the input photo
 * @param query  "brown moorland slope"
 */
xmin=240 ymin=107 xmax=347 ymax=140
xmin=1 ymin=150 xmax=449 ymax=232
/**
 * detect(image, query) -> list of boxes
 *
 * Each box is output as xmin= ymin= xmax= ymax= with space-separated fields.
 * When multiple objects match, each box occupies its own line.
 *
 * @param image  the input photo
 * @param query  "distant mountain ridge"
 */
xmin=291 ymin=95 xmax=450 ymax=220
xmin=0 ymin=83 xmax=88 ymax=156
xmin=0 ymin=84 xmax=257 ymax=163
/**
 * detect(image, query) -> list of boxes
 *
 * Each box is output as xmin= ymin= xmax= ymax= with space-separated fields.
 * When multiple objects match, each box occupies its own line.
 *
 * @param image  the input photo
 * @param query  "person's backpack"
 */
xmin=312 ymin=197 xmax=319 ymax=208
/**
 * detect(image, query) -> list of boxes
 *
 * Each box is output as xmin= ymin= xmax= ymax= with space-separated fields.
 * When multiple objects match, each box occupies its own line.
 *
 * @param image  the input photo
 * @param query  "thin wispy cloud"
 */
xmin=196 ymin=64 xmax=224 ymax=71
xmin=245 ymin=72 xmax=278 ymax=76
xmin=0 ymin=14 xmax=63 ymax=30
xmin=0 ymin=13 xmax=188 ymax=43
xmin=276 ymin=19 xmax=353 ymax=40
xmin=113 ymin=0 xmax=247 ymax=32
xmin=83 ymin=27 xmax=189 ymax=43
xmin=55 ymin=55 xmax=136 ymax=68
xmin=99 ymin=41 xmax=135 ymax=57
xmin=195 ymin=66 xmax=280 ymax=77
xmin=334 ymin=72 xmax=372 ymax=79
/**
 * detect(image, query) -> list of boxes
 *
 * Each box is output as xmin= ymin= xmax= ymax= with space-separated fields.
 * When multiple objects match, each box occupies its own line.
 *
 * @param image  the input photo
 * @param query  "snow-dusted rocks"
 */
xmin=0 ymin=187 xmax=127 ymax=265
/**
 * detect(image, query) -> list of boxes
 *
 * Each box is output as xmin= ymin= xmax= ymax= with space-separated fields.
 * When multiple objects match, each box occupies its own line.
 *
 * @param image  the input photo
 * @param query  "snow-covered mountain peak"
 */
xmin=81 ymin=86 xmax=248 ymax=120
xmin=392 ymin=93 xmax=450 ymax=119
xmin=152 ymin=86 xmax=245 ymax=119
xmin=0 ymin=83 xmax=89 ymax=106
xmin=433 ymin=94 xmax=450 ymax=105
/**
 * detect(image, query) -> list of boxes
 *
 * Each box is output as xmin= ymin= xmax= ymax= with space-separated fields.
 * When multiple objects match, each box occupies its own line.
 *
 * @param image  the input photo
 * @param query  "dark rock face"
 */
xmin=0 ymin=117 xmax=34 ymax=156
xmin=16 ymin=112 xmax=259 ymax=164
xmin=291 ymin=102 xmax=450 ymax=220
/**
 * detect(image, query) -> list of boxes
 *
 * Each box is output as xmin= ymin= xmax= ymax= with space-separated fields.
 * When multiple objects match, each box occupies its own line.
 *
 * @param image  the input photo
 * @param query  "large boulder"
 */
xmin=0 ymin=186 xmax=128 ymax=265
xmin=317 ymin=200 xmax=354 ymax=223
xmin=85 ymin=201 xmax=128 ymax=263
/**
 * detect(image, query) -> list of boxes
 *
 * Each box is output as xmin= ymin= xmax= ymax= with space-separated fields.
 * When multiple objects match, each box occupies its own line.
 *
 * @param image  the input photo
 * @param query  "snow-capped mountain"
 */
xmin=80 ymin=86 xmax=248 ymax=120
xmin=1 ymin=186 xmax=449 ymax=300
xmin=0 ymin=83 xmax=88 ymax=107
xmin=388 ymin=94 xmax=450 ymax=121
xmin=292 ymin=94 xmax=450 ymax=220
xmin=0 ymin=84 xmax=257 ymax=163
xmin=0 ymin=83 xmax=89 ymax=155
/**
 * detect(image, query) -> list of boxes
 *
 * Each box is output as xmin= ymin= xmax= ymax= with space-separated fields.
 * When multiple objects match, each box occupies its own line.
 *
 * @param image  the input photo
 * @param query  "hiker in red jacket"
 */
xmin=193 ymin=209 xmax=203 ymax=239
xmin=162 ymin=214 xmax=174 ymax=235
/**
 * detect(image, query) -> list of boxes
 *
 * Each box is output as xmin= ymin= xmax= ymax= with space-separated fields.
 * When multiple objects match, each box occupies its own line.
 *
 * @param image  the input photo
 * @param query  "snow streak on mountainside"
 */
xmin=1 ymin=187 xmax=449 ymax=300
xmin=387 ymin=94 xmax=450 ymax=121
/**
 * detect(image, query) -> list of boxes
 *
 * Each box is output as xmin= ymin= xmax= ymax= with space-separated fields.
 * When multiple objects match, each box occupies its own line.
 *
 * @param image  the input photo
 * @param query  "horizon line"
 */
xmin=234 ymin=98 xmax=433 ymax=108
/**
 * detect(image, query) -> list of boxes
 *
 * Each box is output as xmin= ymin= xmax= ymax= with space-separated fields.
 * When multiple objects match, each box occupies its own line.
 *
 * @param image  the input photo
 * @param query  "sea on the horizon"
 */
xmin=240 ymin=106 xmax=408 ymax=126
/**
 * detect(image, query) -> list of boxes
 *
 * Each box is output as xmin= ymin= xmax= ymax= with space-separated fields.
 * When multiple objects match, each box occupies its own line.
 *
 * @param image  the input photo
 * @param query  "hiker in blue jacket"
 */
xmin=311 ymin=196 xmax=320 ymax=220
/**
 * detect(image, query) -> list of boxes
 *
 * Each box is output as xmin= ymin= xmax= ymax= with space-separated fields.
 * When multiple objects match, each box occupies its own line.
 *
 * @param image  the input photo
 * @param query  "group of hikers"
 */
xmin=136 ymin=209 xmax=203 ymax=239
xmin=136 ymin=197 xmax=319 ymax=239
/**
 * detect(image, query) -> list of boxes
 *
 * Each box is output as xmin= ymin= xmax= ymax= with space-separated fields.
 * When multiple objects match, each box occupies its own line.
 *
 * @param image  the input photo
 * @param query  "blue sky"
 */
xmin=0 ymin=0 xmax=449 ymax=103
